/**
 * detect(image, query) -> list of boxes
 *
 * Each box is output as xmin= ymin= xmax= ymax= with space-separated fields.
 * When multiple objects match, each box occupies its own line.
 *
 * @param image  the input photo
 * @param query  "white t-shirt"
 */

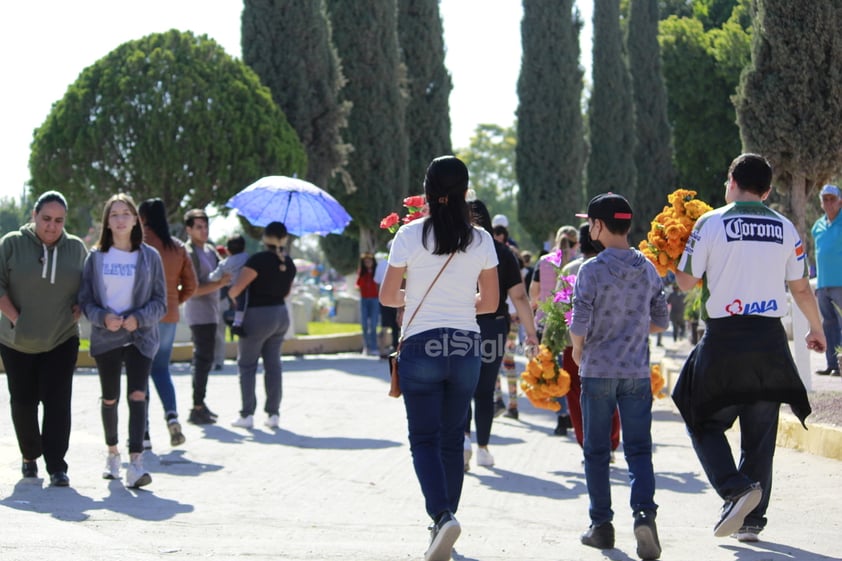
xmin=677 ymin=201 xmax=808 ymax=319
xmin=102 ymin=248 xmax=139 ymax=315
xmin=388 ymin=219 xmax=498 ymax=339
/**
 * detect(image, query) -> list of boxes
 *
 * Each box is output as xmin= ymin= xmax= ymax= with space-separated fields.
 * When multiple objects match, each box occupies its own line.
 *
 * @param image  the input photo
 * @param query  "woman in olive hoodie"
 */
xmin=79 ymin=193 xmax=166 ymax=489
xmin=0 ymin=191 xmax=88 ymax=487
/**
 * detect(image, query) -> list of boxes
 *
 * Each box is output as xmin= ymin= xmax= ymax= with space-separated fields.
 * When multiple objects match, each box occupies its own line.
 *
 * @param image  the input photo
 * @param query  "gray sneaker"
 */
xmin=425 ymin=512 xmax=461 ymax=561
xmin=102 ymin=453 xmax=121 ymax=480
xmin=126 ymin=455 xmax=152 ymax=489
xmin=168 ymin=421 xmax=186 ymax=446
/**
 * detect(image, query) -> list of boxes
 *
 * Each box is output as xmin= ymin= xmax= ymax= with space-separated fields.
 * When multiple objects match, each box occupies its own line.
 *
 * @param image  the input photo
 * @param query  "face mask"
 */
xmin=589 ymin=222 xmax=604 ymax=253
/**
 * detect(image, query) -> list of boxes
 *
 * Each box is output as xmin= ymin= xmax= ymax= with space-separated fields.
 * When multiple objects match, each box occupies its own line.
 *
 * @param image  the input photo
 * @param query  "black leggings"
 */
xmin=95 ymin=345 xmax=151 ymax=454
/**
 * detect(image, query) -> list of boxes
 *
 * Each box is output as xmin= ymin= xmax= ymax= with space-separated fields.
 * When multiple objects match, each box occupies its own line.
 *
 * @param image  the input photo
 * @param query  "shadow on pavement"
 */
xmin=470 ymin=467 xmax=588 ymax=499
xmin=195 ymin=424 xmax=402 ymax=450
xmin=0 ymin=478 xmax=193 ymax=522
xmin=149 ymin=449 xmax=224 ymax=478
xmin=726 ymin=541 xmax=842 ymax=561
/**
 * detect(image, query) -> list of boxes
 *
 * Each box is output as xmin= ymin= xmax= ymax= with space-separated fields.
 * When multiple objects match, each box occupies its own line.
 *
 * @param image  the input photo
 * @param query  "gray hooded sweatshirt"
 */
xmin=570 ymin=247 xmax=669 ymax=378
xmin=78 ymin=244 xmax=167 ymax=359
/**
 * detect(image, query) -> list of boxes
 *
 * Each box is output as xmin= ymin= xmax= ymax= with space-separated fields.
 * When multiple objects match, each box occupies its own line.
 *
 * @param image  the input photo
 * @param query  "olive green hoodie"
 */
xmin=0 ymin=223 xmax=88 ymax=353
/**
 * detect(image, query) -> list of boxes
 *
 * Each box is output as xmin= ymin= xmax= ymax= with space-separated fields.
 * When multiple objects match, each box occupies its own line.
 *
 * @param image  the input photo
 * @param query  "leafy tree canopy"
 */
xmin=29 ymin=29 xmax=307 ymax=231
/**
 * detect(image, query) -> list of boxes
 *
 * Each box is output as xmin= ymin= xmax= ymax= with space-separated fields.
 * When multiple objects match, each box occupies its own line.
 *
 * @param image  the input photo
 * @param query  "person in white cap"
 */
xmin=811 ymin=183 xmax=842 ymax=376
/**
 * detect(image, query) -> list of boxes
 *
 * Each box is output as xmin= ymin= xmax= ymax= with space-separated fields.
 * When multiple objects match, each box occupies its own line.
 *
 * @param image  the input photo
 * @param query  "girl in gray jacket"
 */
xmin=79 ymin=194 xmax=166 ymax=489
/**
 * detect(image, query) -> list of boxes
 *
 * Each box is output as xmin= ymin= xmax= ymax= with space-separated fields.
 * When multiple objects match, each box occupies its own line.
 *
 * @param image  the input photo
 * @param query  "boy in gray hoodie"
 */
xmin=570 ymin=193 xmax=668 ymax=560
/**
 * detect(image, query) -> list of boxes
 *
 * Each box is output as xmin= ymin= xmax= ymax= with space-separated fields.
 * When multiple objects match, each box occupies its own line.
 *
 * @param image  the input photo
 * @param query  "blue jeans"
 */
xmin=581 ymin=376 xmax=657 ymax=525
xmin=816 ymin=286 xmax=842 ymax=370
xmin=360 ymin=297 xmax=380 ymax=353
xmin=399 ymin=328 xmax=481 ymax=519
xmin=689 ymin=401 xmax=779 ymax=530
xmin=148 ymin=321 xmax=178 ymax=418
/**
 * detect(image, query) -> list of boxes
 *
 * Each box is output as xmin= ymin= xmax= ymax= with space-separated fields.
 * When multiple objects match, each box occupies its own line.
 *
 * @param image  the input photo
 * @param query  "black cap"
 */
xmin=575 ymin=193 xmax=633 ymax=222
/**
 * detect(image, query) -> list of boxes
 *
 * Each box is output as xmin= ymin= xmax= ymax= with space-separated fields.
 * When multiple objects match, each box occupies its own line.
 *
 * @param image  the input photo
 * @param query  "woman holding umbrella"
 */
xmin=227 ymin=221 xmax=296 ymax=429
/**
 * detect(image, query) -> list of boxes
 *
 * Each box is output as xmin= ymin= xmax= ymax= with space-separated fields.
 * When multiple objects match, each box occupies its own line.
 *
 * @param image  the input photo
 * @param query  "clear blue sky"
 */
xmin=0 ymin=0 xmax=592 ymax=203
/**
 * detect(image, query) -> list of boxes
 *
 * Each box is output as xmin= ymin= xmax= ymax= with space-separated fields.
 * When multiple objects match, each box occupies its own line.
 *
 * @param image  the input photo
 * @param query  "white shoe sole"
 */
xmin=714 ymin=487 xmax=762 ymax=537
xmin=425 ymin=520 xmax=461 ymax=561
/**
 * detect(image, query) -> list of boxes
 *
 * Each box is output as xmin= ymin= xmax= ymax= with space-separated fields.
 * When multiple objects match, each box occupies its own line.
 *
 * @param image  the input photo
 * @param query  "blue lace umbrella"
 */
xmin=226 ymin=176 xmax=351 ymax=236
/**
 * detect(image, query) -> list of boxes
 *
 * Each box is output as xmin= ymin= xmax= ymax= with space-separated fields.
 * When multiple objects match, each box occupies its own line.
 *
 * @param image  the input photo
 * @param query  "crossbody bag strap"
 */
xmin=397 ymin=252 xmax=455 ymax=349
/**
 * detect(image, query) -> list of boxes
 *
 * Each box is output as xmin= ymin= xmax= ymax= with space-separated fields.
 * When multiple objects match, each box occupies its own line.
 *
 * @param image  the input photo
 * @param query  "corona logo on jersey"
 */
xmin=723 ymin=217 xmax=784 ymax=244
xmin=725 ymin=298 xmax=779 ymax=316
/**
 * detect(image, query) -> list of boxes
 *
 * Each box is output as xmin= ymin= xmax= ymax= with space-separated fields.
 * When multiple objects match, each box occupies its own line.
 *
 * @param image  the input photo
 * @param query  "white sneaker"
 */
xmin=463 ymin=435 xmax=472 ymax=472
xmin=231 ymin=415 xmax=254 ymax=429
xmin=264 ymin=414 xmax=280 ymax=429
xmin=102 ymin=452 xmax=121 ymax=480
xmin=476 ymin=447 xmax=494 ymax=467
xmin=125 ymin=455 xmax=152 ymax=488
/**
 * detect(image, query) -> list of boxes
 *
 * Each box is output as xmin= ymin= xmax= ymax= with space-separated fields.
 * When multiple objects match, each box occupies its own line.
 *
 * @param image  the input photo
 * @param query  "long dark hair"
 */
xmin=138 ymin=198 xmax=176 ymax=250
xmin=421 ymin=155 xmax=474 ymax=255
xmin=358 ymin=253 xmax=377 ymax=278
xmin=469 ymin=199 xmax=494 ymax=235
xmin=97 ymin=193 xmax=143 ymax=252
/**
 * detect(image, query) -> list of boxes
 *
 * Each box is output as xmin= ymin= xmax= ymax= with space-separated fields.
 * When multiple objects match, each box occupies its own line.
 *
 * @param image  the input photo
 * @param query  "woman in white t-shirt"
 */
xmin=79 ymin=194 xmax=166 ymax=489
xmin=380 ymin=155 xmax=498 ymax=561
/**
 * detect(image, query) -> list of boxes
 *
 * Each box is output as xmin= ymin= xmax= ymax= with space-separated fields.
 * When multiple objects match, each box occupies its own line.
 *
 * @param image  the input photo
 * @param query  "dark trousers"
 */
xmin=190 ymin=323 xmax=217 ymax=407
xmin=94 ymin=345 xmax=152 ymax=454
xmin=380 ymin=304 xmax=400 ymax=350
xmin=465 ymin=315 xmax=509 ymax=447
xmin=0 ymin=337 xmax=78 ymax=475
xmin=689 ymin=401 xmax=779 ymax=530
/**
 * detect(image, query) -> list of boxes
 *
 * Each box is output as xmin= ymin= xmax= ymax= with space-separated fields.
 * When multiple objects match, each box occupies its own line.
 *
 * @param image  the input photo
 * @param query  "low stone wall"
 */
xmin=0 ymin=332 xmax=364 ymax=372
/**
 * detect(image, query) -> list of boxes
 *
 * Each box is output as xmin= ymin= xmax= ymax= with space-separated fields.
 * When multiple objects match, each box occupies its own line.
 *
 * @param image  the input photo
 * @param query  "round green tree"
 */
xmin=29 ymin=29 xmax=307 ymax=228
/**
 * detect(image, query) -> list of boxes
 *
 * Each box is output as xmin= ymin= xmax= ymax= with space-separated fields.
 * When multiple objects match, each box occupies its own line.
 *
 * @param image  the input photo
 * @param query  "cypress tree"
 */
xmin=587 ymin=0 xmax=637 ymax=203
xmin=516 ymin=0 xmax=586 ymax=247
xmin=735 ymin=0 xmax=842 ymax=240
xmin=398 ymin=0 xmax=453 ymax=187
xmin=326 ymin=0 xmax=410 ymax=252
xmin=242 ymin=0 xmax=351 ymax=191
xmin=627 ymin=0 xmax=675 ymax=244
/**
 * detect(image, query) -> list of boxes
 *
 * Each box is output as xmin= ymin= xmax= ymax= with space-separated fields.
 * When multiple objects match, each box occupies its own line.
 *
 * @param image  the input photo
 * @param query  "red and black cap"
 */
xmin=575 ymin=193 xmax=633 ymax=222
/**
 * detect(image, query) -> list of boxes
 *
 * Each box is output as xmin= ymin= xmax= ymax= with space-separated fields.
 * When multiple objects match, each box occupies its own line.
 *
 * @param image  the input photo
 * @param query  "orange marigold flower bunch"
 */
xmin=651 ymin=363 xmax=667 ymax=399
xmin=638 ymin=188 xmax=713 ymax=277
xmin=520 ymin=344 xmax=571 ymax=411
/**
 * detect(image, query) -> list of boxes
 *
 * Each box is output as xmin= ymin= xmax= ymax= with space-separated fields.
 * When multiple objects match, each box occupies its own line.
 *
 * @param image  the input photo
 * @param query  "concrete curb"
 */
xmin=779 ymin=414 xmax=842 ymax=461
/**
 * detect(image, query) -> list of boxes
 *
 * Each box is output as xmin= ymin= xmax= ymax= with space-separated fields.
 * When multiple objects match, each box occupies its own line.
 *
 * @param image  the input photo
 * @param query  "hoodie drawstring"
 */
xmin=40 ymin=244 xmax=57 ymax=284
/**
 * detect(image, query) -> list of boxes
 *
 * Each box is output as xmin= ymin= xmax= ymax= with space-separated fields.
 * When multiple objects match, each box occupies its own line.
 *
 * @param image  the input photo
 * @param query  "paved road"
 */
xmin=0 ymin=339 xmax=840 ymax=560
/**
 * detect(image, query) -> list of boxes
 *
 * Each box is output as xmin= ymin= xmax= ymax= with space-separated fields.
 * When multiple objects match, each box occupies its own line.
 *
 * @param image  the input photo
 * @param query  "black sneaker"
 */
xmin=714 ymin=483 xmax=762 ymax=537
xmin=581 ymin=522 xmax=614 ymax=549
xmin=554 ymin=415 xmax=570 ymax=436
xmin=815 ymin=367 xmax=838 ymax=376
xmin=188 ymin=406 xmax=217 ymax=425
xmin=49 ymin=471 xmax=70 ymax=487
xmin=633 ymin=510 xmax=661 ymax=560
xmin=503 ymin=407 xmax=519 ymax=420
xmin=425 ymin=511 xmax=461 ymax=561
xmin=21 ymin=460 xmax=38 ymax=478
